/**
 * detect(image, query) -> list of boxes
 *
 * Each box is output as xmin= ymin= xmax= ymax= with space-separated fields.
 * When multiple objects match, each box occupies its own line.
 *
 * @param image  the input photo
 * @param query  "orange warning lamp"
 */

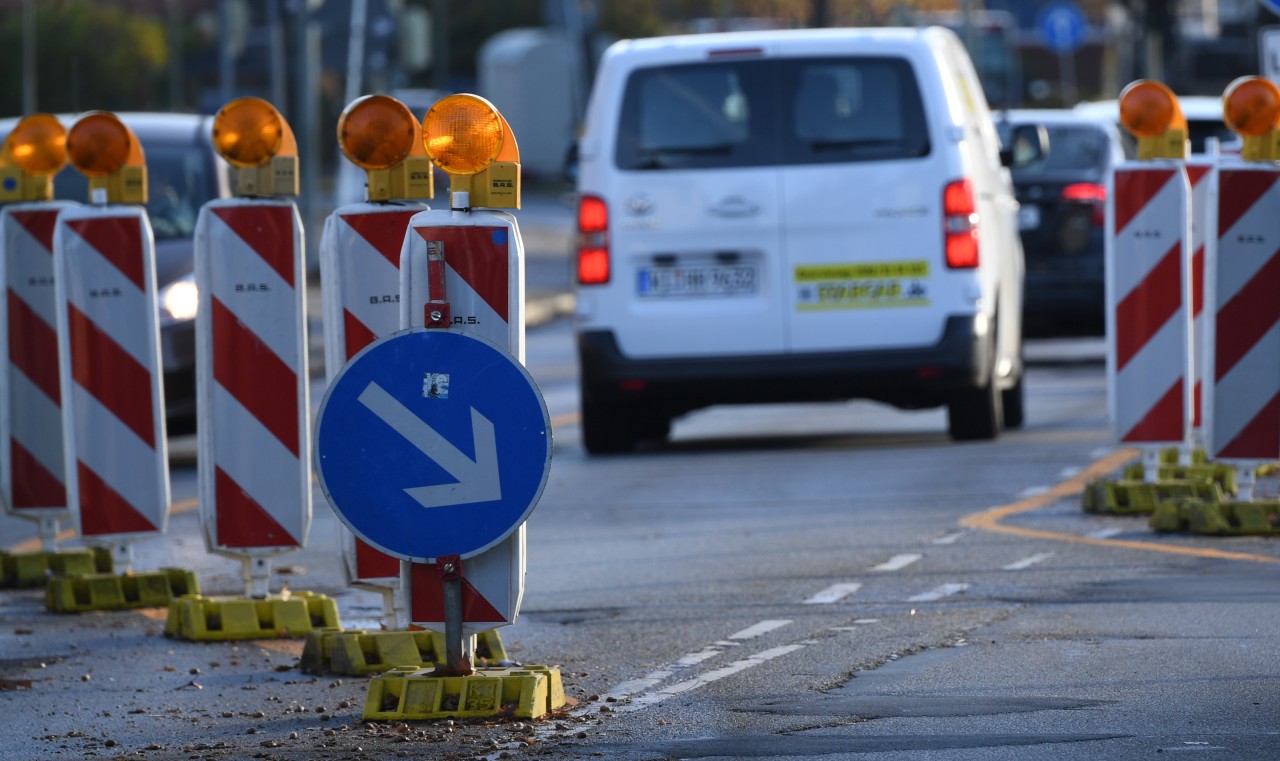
xmin=421 ymin=93 xmax=520 ymax=209
xmin=212 ymin=97 xmax=299 ymax=197
xmin=0 ymin=113 xmax=67 ymax=202
xmin=1118 ymin=80 xmax=1187 ymax=160
xmin=66 ymin=112 xmax=147 ymax=204
xmin=1222 ymin=76 xmax=1280 ymax=162
xmin=337 ymin=94 xmax=433 ymax=202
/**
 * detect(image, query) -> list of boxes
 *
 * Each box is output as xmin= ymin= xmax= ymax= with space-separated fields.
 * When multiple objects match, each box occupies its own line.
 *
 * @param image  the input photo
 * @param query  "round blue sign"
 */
xmin=315 ymin=329 xmax=552 ymax=561
xmin=1038 ymin=1 xmax=1086 ymax=54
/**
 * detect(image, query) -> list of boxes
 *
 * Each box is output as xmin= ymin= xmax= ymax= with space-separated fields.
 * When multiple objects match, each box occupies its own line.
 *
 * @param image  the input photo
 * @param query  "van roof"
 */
xmin=608 ymin=26 xmax=944 ymax=58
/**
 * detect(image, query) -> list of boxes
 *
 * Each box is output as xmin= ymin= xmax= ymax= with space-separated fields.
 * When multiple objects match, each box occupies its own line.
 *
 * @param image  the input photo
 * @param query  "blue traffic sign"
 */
xmin=1038 ymin=1 xmax=1086 ymax=54
xmin=315 ymin=329 xmax=551 ymax=561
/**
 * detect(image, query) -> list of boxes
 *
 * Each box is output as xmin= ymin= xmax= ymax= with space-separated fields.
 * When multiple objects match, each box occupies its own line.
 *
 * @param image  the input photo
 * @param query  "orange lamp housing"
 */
xmin=0 ymin=113 xmax=67 ymax=202
xmin=336 ymin=94 xmax=433 ymax=201
xmin=66 ymin=111 xmax=147 ymax=204
xmin=1118 ymin=80 xmax=1187 ymax=160
xmin=212 ymin=96 xmax=299 ymax=197
xmin=1222 ymin=76 xmax=1280 ymax=162
xmin=421 ymin=94 xmax=520 ymax=209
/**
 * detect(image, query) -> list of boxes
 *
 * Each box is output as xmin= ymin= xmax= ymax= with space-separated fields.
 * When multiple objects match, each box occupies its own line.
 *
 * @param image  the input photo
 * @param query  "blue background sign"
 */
xmin=1038 ymin=1 xmax=1086 ymax=54
xmin=315 ymin=329 xmax=551 ymax=561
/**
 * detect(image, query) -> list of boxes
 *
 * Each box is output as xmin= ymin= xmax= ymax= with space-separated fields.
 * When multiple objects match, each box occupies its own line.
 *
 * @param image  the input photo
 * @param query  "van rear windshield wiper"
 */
xmin=808 ymin=138 xmax=901 ymax=152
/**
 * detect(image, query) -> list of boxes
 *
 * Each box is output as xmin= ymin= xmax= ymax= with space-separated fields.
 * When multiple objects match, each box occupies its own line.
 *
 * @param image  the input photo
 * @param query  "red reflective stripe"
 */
xmin=211 ymin=297 xmax=299 ymax=457
xmin=9 ymin=209 xmax=59 ymax=252
xmin=1185 ymin=163 xmax=1211 ymax=188
xmin=408 ymin=561 xmax=506 ymax=623
xmin=66 ymin=303 xmax=155 ymax=449
xmin=214 ymin=467 xmax=298 ymax=548
xmin=1214 ymin=250 xmax=1280 ymax=382
xmin=10 ymin=438 xmax=64 ymax=508
xmin=340 ymin=210 xmax=418 ymax=268
xmin=1121 ymin=378 xmax=1184 ymax=443
xmin=354 ymin=539 xmax=400 ymax=578
xmin=1112 ymin=167 xmax=1175 ymax=235
xmin=1193 ymin=379 xmax=1202 ymax=429
xmin=1217 ymin=391 xmax=1280 ymax=460
xmin=1217 ymin=170 xmax=1278 ymax=238
xmin=1191 ymin=245 xmax=1204 ymax=317
xmin=65 ymin=216 xmax=146 ymax=291
xmin=1114 ymin=243 xmax=1182 ymax=371
xmin=77 ymin=461 xmax=156 ymax=535
xmin=8 ymin=289 xmax=60 ymax=404
xmin=415 ymin=226 xmax=508 ymax=323
xmin=212 ymin=206 xmax=296 ymax=287
xmin=342 ymin=308 xmax=379 ymax=360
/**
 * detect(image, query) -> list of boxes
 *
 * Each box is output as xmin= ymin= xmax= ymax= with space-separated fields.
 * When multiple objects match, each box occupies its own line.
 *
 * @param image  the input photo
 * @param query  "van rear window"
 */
xmin=615 ymin=57 xmax=930 ymax=170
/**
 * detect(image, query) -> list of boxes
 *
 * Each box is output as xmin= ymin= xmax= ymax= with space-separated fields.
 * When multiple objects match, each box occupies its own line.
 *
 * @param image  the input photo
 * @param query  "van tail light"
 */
xmin=577 ymin=194 xmax=610 ymax=285
xmin=1061 ymin=182 xmax=1107 ymax=227
xmin=943 ymin=179 xmax=979 ymax=269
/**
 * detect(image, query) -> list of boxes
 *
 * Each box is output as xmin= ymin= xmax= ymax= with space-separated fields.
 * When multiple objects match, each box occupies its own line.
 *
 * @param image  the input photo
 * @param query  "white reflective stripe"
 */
xmin=1216 ymin=176 xmax=1280 ymax=307
xmin=70 ymin=384 xmax=165 ymax=530
xmin=1112 ymin=169 xmax=1186 ymax=300
xmin=9 ymin=368 xmax=63 ymax=479
xmin=333 ymin=225 xmax=401 ymax=342
xmin=58 ymin=225 xmax=155 ymax=367
xmin=1113 ymin=310 xmax=1188 ymax=440
xmin=203 ymin=215 xmax=302 ymax=367
xmin=1212 ymin=320 xmax=1280 ymax=454
xmin=5 ymin=218 xmax=59 ymax=326
xmin=209 ymin=382 xmax=307 ymax=540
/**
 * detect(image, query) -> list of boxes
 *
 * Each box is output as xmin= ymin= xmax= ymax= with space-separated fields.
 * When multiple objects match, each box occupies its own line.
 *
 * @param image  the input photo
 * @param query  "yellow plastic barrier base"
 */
xmin=1120 ymin=463 xmax=1238 ymax=495
xmin=300 ymin=628 xmax=509 ymax=675
xmin=1082 ymin=479 xmax=1222 ymax=515
xmin=44 ymin=568 xmax=198 ymax=612
xmin=1 ymin=548 xmax=113 ymax=588
xmin=164 ymin=592 xmax=341 ymax=641
xmin=1151 ymin=498 xmax=1280 ymax=536
xmin=364 ymin=665 xmax=564 ymax=721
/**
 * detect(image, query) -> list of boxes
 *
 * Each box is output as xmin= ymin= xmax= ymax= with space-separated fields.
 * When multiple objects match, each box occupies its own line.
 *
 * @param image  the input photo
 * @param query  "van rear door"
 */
xmin=604 ymin=55 xmax=785 ymax=360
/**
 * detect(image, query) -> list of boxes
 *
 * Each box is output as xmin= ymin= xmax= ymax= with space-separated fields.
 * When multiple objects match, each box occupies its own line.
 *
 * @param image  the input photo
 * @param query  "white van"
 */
xmin=573 ymin=27 xmax=1026 ymax=453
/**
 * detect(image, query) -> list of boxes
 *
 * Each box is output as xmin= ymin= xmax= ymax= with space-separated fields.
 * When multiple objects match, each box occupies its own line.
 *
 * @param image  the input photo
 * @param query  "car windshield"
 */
xmin=51 ymin=142 xmax=217 ymax=242
xmin=1010 ymin=124 xmax=1111 ymax=176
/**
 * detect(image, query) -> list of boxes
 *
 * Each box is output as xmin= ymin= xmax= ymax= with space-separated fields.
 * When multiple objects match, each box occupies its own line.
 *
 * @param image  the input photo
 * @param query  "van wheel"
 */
xmin=1002 ymin=375 xmax=1025 ymax=429
xmin=948 ymin=364 xmax=1004 ymax=441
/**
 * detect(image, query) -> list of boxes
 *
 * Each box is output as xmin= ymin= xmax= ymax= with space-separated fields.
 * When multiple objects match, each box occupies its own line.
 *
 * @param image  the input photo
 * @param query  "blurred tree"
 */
xmin=0 ymin=1 xmax=168 ymax=115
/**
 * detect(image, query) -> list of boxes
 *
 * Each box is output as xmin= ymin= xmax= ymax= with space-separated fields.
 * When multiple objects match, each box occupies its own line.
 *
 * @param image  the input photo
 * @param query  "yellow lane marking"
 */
xmin=961 ymin=448 xmax=1280 ymax=565
xmin=552 ymin=411 xmax=580 ymax=428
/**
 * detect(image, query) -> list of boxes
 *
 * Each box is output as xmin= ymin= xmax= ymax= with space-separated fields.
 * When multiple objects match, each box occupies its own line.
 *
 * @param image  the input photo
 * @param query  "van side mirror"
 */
xmin=1000 ymin=124 xmax=1049 ymax=168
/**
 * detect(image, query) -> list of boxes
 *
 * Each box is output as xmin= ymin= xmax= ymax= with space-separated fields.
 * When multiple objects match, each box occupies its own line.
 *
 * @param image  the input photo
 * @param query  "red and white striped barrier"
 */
xmin=400 ymin=208 xmax=526 ymax=634
xmin=194 ymin=199 xmax=310 ymax=593
xmin=1 ymin=202 xmax=76 ymax=540
xmin=319 ymin=201 xmax=426 ymax=588
xmin=52 ymin=205 xmax=170 ymax=560
xmin=1204 ymin=164 xmax=1280 ymax=468
xmin=1106 ymin=164 xmax=1194 ymax=466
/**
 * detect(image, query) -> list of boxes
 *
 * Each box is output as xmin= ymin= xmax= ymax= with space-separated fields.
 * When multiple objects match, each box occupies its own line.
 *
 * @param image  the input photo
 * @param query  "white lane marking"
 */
xmin=803 ymin=582 xmax=862 ymax=604
xmin=872 ymin=553 xmax=922 ymax=572
xmin=1003 ymin=552 xmax=1054 ymax=571
xmin=625 ymin=644 xmax=806 ymax=711
xmin=907 ymin=583 xmax=970 ymax=602
xmin=1058 ymin=466 xmax=1082 ymax=479
xmin=932 ymin=531 xmax=965 ymax=545
xmin=1088 ymin=527 xmax=1124 ymax=539
xmin=728 ymin=619 xmax=791 ymax=640
xmin=1019 ymin=485 xmax=1050 ymax=498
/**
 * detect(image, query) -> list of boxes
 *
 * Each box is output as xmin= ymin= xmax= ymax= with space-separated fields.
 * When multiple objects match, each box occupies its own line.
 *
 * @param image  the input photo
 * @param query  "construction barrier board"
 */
xmin=194 ymin=199 xmax=310 ymax=558
xmin=52 ymin=204 xmax=170 ymax=541
xmin=1105 ymin=162 xmax=1194 ymax=447
xmin=1186 ymin=159 xmax=1215 ymax=434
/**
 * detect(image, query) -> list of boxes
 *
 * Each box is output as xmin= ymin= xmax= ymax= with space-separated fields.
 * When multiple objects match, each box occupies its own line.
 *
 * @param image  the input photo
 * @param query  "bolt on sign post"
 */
xmin=1107 ymin=80 xmax=1195 ymax=481
xmin=194 ymin=97 xmax=310 ymax=599
xmin=321 ymin=94 xmax=432 ymax=625
xmin=1203 ymin=77 xmax=1280 ymax=501
xmin=0 ymin=115 xmax=77 ymax=552
xmin=52 ymin=112 xmax=170 ymax=573
xmin=317 ymin=94 xmax=553 ymax=690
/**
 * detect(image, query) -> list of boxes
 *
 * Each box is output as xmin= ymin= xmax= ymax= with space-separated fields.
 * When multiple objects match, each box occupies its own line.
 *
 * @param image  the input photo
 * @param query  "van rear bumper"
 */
xmin=578 ymin=315 xmax=990 ymax=412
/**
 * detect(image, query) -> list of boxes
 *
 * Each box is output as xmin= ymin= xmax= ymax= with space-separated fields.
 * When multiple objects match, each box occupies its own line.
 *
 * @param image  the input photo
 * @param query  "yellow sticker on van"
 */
xmin=794 ymin=260 xmax=930 ymax=310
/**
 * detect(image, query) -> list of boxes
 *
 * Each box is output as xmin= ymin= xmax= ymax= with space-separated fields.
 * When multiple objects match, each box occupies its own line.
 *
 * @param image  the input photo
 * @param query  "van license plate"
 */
xmin=637 ymin=265 xmax=758 ymax=297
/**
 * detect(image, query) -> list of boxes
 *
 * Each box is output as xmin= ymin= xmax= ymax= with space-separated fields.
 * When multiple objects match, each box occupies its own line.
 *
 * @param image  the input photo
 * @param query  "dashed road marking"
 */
xmin=872 ymin=553 xmax=922 ymax=572
xmin=1003 ymin=552 xmax=1054 ymax=570
xmin=932 ymin=531 xmax=965 ymax=545
xmin=727 ymin=619 xmax=791 ymax=640
xmin=1088 ymin=528 xmax=1124 ymax=539
xmin=625 ymin=644 xmax=807 ymax=711
xmin=1018 ymin=485 xmax=1050 ymax=498
xmin=803 ymin=582 xmax=862 ymax=605
xmin=907 ymin=583 xmax=970 ymax=602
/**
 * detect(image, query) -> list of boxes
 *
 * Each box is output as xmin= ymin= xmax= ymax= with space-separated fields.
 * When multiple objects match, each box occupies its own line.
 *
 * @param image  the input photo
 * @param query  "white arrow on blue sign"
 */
xmin=1038 ymin=1 xmax=1086 ymax=54
xmin=315 ymin=329 xmax=551 ymax=561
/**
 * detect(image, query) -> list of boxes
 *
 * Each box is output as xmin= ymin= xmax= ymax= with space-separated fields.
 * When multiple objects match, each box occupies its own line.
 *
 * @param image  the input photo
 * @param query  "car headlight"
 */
xmin=159 ymin=273 xmax=199 ymax=323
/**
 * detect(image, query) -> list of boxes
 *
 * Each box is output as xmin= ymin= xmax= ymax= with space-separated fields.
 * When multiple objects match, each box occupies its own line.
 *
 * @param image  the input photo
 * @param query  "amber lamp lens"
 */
xmin=1119 ymin=81 xmax=1177 ymax=138
xmin=338 ymin=95 xmax=417 ymax=170
xmin=422 ymin=94 xmax=503 ymax=175
xmin=8 ymin=114 xmax=67 ymax=175
xmin=1223 ymin=77 xmax=1280 ymax=137
xmin=213 ymin=97 xmax=283 ymax=167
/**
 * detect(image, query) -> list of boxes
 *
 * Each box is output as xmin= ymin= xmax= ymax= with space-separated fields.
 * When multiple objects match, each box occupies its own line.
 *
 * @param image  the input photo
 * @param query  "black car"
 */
xmin=0 ymin=112 xmax=233 ymax=434
xmin=998 ymin=110 xmax=1126 ymax=337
